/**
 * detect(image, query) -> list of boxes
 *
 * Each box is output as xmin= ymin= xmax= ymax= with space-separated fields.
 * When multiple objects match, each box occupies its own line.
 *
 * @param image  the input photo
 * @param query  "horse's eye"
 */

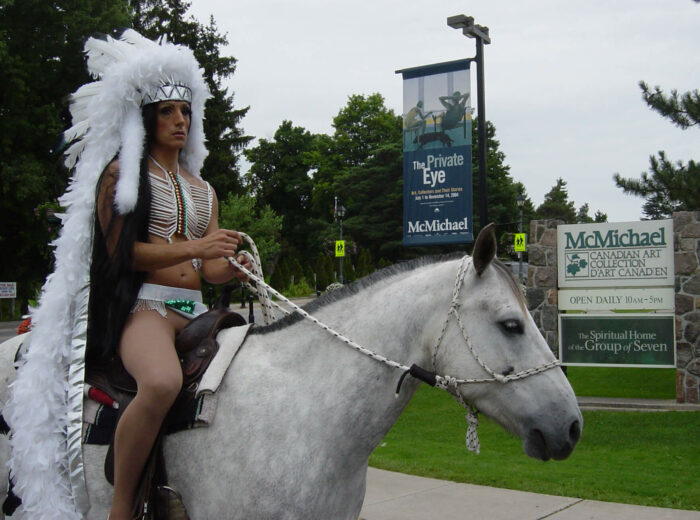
xmin=500 ymin=319 xmax=523 ymax=335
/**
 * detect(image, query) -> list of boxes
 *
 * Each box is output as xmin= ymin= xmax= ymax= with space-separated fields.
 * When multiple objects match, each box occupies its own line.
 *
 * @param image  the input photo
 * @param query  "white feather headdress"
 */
xmin=65 ymin=29 xmax=210 ymax=212
xmin=5 ymin=30 xmax=210 ymax=519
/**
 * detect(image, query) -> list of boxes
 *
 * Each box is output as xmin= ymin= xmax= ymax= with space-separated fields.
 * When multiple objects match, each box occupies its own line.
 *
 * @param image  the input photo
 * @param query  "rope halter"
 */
xmin=228 ymin=242 xmax=560 ymax=454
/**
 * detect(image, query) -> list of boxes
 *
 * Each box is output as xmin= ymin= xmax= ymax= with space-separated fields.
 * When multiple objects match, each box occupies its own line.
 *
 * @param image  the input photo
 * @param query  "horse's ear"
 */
xmin=472 ymin=223 xmax=497 ymax=276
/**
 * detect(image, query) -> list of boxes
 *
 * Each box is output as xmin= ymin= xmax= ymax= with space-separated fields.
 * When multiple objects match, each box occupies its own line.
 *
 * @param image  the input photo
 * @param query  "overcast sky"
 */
xmin=189 ymin=0 xmax=698 ymax=223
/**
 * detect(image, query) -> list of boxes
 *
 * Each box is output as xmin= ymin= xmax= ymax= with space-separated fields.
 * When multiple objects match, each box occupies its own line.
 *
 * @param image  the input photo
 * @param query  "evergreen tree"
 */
xmin=536 ymin=178 xmax=577 ymax=223
xmin=356 ymin=248 xmax=374 ymax=278
xmin=314 ymin=253 xmax=333 ymax=290
xmin=471 ymin=121 xmax=524 ymax=233
xmin=576 ymin=203 xmax=608 ymax=223
xmin=0 ymin=0 xmax=130 ymax=309
xmin=334 ymin=141 xmax=404 ymax=261
xmin=614 ymin=81 xmax=699 ymax=218
xmin=288 ymin=257 xmax=304 ymax=286
xmin=129 ymin=0 xmax=252 ymax=196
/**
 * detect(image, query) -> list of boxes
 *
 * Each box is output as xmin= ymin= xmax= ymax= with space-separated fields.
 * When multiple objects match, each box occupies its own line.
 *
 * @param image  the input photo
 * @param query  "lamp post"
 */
xmin=516 ymin=191 xmax=525 ymax=284
xmin=447 ymin=14 xmax=490 ymax=231
xmin=337 ymin=203 xmax=346 ymax=284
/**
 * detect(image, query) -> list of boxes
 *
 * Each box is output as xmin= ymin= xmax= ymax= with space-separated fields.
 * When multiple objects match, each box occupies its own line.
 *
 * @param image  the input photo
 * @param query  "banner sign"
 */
xmin=559 ymin=314 xmax=675 ymax=367
xmin=514 ymin=233 xmax=526 ymax=252
xmin=0 ymin=282 xmax=16 ymax=299
xmin=557 ymin=220 xmax=674 ymax=288
xmin=558 ymin=287 xmax=674 ymax=312
xmin=335 ymin=240 xmax=345 ymax=258
xmin=398 ymin=59 xmax=473 ymax=246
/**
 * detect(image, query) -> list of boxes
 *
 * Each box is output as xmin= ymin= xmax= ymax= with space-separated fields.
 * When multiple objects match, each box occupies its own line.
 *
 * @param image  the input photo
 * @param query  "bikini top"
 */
xmin=147 ymin=170 xmax=213 ymax=242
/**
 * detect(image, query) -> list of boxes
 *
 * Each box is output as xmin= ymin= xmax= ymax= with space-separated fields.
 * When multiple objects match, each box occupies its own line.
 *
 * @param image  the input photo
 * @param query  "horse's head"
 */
xmin=433 ymin=224 xmax=582 ymax=461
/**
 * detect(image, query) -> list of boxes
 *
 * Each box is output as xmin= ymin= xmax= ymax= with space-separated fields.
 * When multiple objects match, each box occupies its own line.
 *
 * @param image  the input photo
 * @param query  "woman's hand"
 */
xmin=194 ymin=228 xmax=241 ymax=259
xmin=232 ymin=254 xmax=252 ymax=283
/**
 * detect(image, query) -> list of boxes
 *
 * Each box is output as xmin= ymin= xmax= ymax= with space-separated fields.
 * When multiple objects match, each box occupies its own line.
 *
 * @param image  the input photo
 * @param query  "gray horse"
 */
xmin=0 ymin=225 xmax=581 ymax=519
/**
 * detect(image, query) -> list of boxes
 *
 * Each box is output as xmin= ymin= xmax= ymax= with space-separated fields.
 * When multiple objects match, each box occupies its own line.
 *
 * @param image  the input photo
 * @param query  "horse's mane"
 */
xmin=250 ymin=252 xmax=464 ymax=335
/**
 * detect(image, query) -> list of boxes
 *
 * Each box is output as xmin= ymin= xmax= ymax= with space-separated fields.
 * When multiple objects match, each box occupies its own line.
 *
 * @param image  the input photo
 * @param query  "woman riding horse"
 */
xmin=6 ymin=30 xmax=250 ymax=520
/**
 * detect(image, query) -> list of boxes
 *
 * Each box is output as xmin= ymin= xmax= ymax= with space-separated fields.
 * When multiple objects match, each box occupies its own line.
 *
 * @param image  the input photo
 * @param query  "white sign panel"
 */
xmin=0 ymin=282 xmax=16 ymax=299
xmin=557 ymin=220 xmax=674 ymax=288
xmin=558 ymin=287 xmax=675 ymax=311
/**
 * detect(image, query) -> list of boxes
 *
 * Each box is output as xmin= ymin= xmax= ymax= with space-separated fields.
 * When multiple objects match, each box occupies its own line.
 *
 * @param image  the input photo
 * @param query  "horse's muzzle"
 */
xmin=524 ymin=418 xmax=581 ymax=461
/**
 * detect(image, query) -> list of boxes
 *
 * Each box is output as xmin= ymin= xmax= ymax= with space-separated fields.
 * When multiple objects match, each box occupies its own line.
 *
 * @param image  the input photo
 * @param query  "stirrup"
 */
xmin=155 ymin=485 xmax=190 ymax=520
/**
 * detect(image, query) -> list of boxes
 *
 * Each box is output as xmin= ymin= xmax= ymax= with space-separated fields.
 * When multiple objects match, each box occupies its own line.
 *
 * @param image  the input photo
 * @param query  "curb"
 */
xmin=578 ymin=396 xmax=700 ymax=412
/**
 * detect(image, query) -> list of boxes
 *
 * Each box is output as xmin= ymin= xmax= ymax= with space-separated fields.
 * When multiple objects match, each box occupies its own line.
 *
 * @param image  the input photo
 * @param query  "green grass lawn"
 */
xmin=369 ymin=386 xmax=699 ymax=510
xmin=566 ymin=366 xmax=677 ymax=399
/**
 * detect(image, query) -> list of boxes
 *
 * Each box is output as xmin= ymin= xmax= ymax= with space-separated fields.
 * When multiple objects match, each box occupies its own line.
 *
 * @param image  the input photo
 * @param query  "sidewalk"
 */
xmin=360 ymin=467 xmax=700 ymax=520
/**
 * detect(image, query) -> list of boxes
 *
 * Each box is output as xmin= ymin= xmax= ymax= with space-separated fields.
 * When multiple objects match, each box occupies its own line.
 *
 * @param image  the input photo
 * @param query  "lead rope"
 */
xmin=229 ymin=237 xmax=559 ymax=454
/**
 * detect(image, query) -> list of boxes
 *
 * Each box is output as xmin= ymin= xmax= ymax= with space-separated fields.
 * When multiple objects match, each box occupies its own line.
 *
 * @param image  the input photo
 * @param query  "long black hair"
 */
xmin=86 ymin=104 xmax=159 ymax=363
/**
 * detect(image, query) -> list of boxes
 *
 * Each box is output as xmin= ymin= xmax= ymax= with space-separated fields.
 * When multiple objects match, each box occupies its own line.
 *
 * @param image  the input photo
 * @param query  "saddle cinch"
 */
xmin=85 ymin=296 xmax=248 ymax=520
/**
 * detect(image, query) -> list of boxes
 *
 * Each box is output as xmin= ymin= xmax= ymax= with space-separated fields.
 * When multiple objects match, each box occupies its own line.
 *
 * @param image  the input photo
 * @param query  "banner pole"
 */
xmin=476 ymin=37 xmax=488 ymax=231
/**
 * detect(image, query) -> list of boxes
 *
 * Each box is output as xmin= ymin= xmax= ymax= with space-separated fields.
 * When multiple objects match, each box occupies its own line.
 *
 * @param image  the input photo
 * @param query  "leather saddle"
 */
xmin=85 ymin=298 xmax=247 ymax=520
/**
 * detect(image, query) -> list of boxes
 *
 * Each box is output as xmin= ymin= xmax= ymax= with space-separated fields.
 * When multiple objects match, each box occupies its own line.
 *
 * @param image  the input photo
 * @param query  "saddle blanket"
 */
xmin=82 ymin=324 xmax=251 ymax=445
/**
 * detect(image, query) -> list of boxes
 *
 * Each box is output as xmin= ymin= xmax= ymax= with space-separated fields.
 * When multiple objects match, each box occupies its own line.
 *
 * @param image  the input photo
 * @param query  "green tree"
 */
xmin=576 ymin=203 xmax=608 ymax=223
xmin=288 ymin=257 xmax=304 ymax=286
xmin=471 ymin=121 xmax=524 ymax=233
xmin=244 ymin=121 xmax=315 ymax=254
xmin=331 ymin=93 xmax=403 ymax=168
xmin=0 ymin=0 xmax=130 ymax=310
xmin=614 ymin=82 xmax=699 ymax=219
xmin=310 ymin=93 xmax=402 ymax=224
xmin=314 ymin=252 xmax=333 ymax=291
xmin=536 ymin=178 xmax=577 ymax=223
xmin=335 ymin=141 xmax=404 ymax=261
xmin=356 ymin=248 xmax=374 ymax=278
xmin=218 ymin=192 xmax=283 ymax=272
xmin=129 ymin=0 xmax=252 ymax=196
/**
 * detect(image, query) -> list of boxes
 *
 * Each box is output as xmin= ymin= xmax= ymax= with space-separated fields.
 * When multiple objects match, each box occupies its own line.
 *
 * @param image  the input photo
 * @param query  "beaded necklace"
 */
xmin=150 ymin=155 xmax=187 ymax=236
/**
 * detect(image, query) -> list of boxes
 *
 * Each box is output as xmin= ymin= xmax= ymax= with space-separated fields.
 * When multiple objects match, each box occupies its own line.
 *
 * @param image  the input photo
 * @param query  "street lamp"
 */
xmin=516 ymin=191 xmax=525 ymax=284
xmin=447 ymin=14 xmax=490 ymax=232
xmin=336 ymin=203 xmax=346 ymax=284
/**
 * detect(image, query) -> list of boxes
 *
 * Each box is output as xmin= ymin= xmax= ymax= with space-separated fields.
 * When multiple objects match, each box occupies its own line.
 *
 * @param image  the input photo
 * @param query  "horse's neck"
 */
xmin=237 ymin=261 xmax=457 ymax=453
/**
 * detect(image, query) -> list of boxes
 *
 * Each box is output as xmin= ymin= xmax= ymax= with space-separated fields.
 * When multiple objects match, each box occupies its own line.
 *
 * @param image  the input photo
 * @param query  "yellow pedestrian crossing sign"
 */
xmin=514 ymin=233 xmax=527 ymax=252
xmin=335 ymin=240 xmax=346 ymax=257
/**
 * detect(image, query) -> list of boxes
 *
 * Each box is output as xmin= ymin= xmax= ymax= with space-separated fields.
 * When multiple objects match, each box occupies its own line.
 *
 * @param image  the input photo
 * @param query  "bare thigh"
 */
xmin=119 ymin=310 xmax=188 ymax=390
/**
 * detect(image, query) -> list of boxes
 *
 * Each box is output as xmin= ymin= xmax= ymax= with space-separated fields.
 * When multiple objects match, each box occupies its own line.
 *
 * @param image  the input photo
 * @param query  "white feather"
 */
xmin=84 ymin=35 xmax=132 ymax=77
xmin=63 ymin=120 xmax=89 ymax=145
xmin=68 ymin=83 xmax=102 ymax=121
xmin=119 ymin=29 xmax=158 ymax=49
xmin=115 ymin=107 xmax=144 ymax=213
xmin=8 ymin=29 xmax=212 ymax=518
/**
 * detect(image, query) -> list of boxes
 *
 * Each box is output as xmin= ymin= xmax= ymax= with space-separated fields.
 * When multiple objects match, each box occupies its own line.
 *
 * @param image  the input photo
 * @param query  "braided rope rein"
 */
xmin=229 ymin=238 xmax=560 ymax=453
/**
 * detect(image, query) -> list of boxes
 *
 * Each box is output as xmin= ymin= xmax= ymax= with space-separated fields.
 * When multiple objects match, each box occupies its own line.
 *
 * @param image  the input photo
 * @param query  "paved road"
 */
xmin=361 ymin=468 xmax=700 ymax=520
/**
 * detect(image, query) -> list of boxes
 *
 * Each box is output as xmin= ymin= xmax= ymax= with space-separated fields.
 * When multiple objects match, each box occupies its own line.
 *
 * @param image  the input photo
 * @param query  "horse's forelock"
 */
xmin=491 ymin=259 xmax=528 ymax=313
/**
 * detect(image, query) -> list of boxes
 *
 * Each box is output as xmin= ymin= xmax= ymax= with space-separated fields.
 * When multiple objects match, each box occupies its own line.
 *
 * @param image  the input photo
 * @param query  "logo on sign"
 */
xmin=565 ymin=253 xmax=589 ymax=277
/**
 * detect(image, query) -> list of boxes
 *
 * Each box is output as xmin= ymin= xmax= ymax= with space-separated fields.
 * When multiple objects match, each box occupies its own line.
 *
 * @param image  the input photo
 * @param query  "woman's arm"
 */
xmin=96 ymin=163 xmax=241 ymax=272
xmin=200 ymin=189 xmax=251 ymax=284
xmin=132 ymin=229 xmax=241 ymax=272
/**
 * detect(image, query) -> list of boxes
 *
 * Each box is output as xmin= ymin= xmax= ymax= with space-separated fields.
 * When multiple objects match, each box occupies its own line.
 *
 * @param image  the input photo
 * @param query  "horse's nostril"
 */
xmin=501 ymin=366 xmax=515 ymax=376
xmin=569 ymin=420 xmax=581 ymax=443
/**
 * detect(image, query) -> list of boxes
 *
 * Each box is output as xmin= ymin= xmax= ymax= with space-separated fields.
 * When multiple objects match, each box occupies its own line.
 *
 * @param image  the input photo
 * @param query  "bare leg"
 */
xmin=109 ymin=310 xmax=187 ymax=520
